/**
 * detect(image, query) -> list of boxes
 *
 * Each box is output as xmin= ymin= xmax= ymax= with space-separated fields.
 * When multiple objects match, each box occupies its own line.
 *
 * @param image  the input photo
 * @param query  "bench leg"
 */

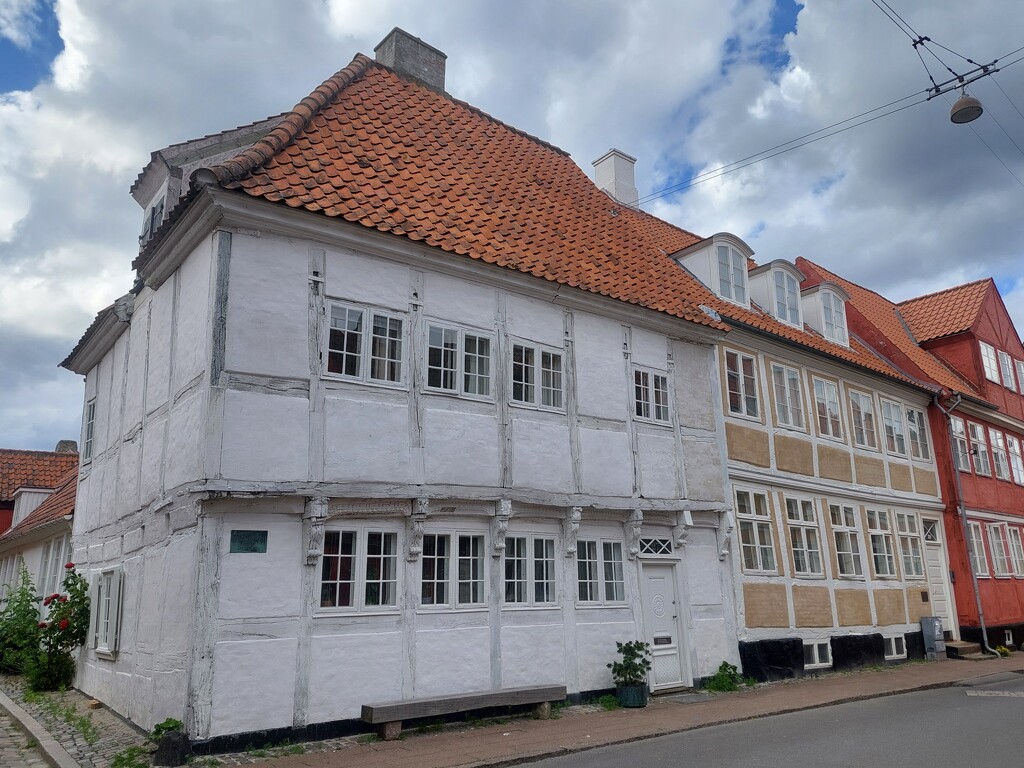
xmin=533 ymin=702 xmax=552 ymax=720
xmin=377 ymin=721 xmax=402 ymax=741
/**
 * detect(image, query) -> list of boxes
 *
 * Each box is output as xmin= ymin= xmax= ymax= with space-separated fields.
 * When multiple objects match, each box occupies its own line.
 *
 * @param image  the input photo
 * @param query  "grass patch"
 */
xmin=596 ymin=694 xmax=619 ymax=711
xmin=111 ymin=746 xmax=150 ymax=768
xmin=21 ymin=688 xmax=99 ymax=745
xmin=355 ymin=733 xmax=379 ymax=744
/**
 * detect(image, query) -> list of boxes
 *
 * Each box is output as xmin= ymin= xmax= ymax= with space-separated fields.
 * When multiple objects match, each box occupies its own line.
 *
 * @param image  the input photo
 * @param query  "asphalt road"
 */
xmin=532 ymin=672 xmax=1024 ymax=768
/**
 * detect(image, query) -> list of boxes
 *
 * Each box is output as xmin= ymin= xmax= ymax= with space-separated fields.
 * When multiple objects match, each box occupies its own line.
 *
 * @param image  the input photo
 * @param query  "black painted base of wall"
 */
xmin=830 ymin=633 xmax=884 ymax=671
xmin=960 ymin=623 xmax=1024 ymax=649
xmin=739 ymin=638 xmax=804 ymax=682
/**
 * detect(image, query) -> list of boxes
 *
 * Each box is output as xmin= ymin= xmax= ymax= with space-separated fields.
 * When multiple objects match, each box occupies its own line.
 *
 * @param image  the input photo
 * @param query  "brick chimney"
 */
xmin=374 ymin=28 xmax=447 ymax=92
xmin=592 ymin=149 xmax=639 ymax=209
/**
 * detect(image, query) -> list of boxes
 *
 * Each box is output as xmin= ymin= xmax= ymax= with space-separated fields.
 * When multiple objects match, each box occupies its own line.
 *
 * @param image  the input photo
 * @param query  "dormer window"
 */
xmin=139 ymin=198 xmax=165 ymax=246
xmin=774 ymin=270 xmax=800 ymax=326
xmin=717 ymin=245 xmax=747 ymax=304
xmin=821 ymin=290 xmax=848 ymax=345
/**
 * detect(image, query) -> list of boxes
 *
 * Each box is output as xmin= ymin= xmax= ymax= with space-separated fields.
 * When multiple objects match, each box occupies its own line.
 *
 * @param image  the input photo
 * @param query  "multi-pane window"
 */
xmin=997 ymin=350 xmax=1016 ymax=390
xmin=829 ymin=504 xmax=863 ymax=578
xmin=880 ymin=400 xmax=906 ymax=455
xmin=328 ymin=303 xmax=405 ymax=384
xmin=320 ymin=529 xmax=399 ymax=609
xmin=1017 ymin=361 xmax=1024 ymax=393
xmin=91 ymin=568 xmax=123 ymax=656
xmin=772 ymin=364 xmax=804 ymax=429
xmin=988 ymin=524 xmax=1012 ymax=577
xmin=38 ymin=534 xmax=70 ymax=599
xmin=866 ymin=509 xmax=896 ymax=577
xmin=990 ymin=429 xmax=1011 ymax=481
xmin=736 ymin=490 xmax=775 ymax=573
xmin=576 ymin=540 xmax=625 ymax=603
xmin=883 ymin=635 xmax=907 ymax=660
xmin=906 ymin=408 xmax=930 ymax=460
xmin=774 ymin=270 xmax=800 ymax=325
xmin=504 ymin=536 xmax=557 ymax=605
xmin=821 ymin=290 xmax=848 ymax=346
xmin=420 ymin=532 xmax=486 ymax=607
xmin=785 ymin=498 xmax=822 ymax=576
xmin=813 ymin=378 xmax=842 ymax=439
xmin=512 ymin=344 xmax=563 ymax=409
xmin=725 ymin=351 xmax=759 ymax=418
xmin=895 ymin=513 xmax=924 ymax=579
xmin=951 ymin=417 xmax=971 ymax=471
xmin=83 ymin=399 xmax=96 ymax=461
xmin=1008 ymin=527 xmax=1024 ymax=576
xmin=980 ymin=342 xmax=1000 ymax=382
xmin=633 ymin=367 xmax=670 ymax=423
xmin=849 ymin=391 xmax=878 ymax=449
xmin=968 ymin=423 xmax=991 ymax=475
xmin=967 ymin=521 xmax=988 ymax=576
xmin=717 ymin=244 xmax=747 ymax=304
xmin=804 ymin=641 xmax=832 ymax=669
xmin=426 ymin=324 xmax=493 ymax=398
xmin=1007 ymin=435 xmax=1024 ymax=484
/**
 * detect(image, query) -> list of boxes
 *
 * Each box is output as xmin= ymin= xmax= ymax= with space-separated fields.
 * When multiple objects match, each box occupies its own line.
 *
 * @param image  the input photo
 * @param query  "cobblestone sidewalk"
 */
xmin=0 ymin=709 xmax=49 ymax=768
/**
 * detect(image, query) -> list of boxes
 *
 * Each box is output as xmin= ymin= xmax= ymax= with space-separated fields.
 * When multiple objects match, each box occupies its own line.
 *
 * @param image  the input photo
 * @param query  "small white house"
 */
xmin=62 ymin=29 xmax=740 ymax=746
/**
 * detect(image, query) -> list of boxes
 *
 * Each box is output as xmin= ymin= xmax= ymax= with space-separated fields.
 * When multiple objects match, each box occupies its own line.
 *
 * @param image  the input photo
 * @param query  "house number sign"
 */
xmin=229 ymin=530 xmax=268 ymax=553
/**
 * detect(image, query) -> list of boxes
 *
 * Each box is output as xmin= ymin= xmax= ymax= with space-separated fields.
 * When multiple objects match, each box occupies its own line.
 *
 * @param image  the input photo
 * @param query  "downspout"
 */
xmin=933 ymin=393 xmax=997 ymax=655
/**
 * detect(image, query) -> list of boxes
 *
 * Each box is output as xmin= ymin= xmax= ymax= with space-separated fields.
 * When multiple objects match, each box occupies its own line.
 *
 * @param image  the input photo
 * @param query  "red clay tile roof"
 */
xmin=201 ymin=54 xmax=722 ymax=330
xmin=797 ymin=258 xmax=981 ymax=397
xmin=897 ymin=278 xmax=992 ymax=343
xmin=0 ymin=465 xmax=76 ymax=543
xmin=0 ymin=449 xmax=79 ymax=502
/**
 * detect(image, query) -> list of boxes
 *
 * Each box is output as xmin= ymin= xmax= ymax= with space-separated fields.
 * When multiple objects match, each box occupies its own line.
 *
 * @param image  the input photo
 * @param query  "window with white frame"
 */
xmin=725 ymin=351 xmax=759 ymax=418
xmin=633 ymin=367 xmax=670 ymax=423
xmin=829 ymin=503 xmax=863 ymax=578
xmin=1008 ymin=527 xmax=1024 ymax=576
xmin=849 ymin=391 xmax=878 ymax=449
xmin=980 ymin=342 xmax=1000 ymax=383
xmin=786 ymin=498 xmax=823 ymax=576
xmin=804 ymin=641 xmax=832 ymax=669
xmin=951 ymin=417 xmax=971 ymax=471
xmin=867 ymin=509 xmax=896 ymax=577
xmin=420 ymin=532 xmax=486 ymax=608
xmin=737 ymin=490 xmax=776 ymax=573
xmin=895 ymin=513 xmax=924 ymax=579
xmin=880 ymin=400 xmax=906 ymax=455
xmin=83 ymin=399 xmax=96 ymax=461
xmin=1007 ymin=435 xmax=1024 ymax=485
xmin=813 ymin=378 xmax=843 ymax=439
xmin=0 ymin=555 xmax=23 ymax=607
xmin=327 ymin=303 xmax=406 ymax=384
xmin=1017 ymin=361 xmax=1024 ymax=393
xmin=504 ymin=535 xmax=557 ymax=605
xmin=990 ymin=429 xmax=1011 ymax=480
xmin=988 ymin=524 xmax=1012 ymax=577
xmin=821 ymin=290 xmax=848 ymax=346
xmin=512 ymin=343 xmax=563 ymax=409
xmin=426 ymin=324 xmax=494 ymax=398
xmin=997 ymin=350 xmax=1016 ymax=391
xmin=319 ymin=528 xmax=399 ymax=610
xmin=774 ymin=270 xmax=800 ymax=326
xmin=906 ymin=408 xmax=930 ymax=460
xmin=968 ymin=521 xmax=989 ymax=576
xmin=968 ymin=423 xmax=991 ymax=475
xmin=91 ymin=567 xmax=123 ymax=657
xmin=883 ymin=635 xmax=907 ymax=660
xmin=772 ymin=364 xmax=805 ymax=429
xmin=717 ymin=244 xmax=747 ymax=304
xmin=38 ymin=534 xmax=70 ymax=599
xmin=576 ymin=539 xmax=625 ymax=603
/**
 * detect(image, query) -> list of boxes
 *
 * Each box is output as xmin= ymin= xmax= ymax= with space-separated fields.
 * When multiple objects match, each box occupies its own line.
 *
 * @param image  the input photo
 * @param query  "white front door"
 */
xmin=640 ymin=562 xmax=688 ymax=690
xmin=922 ymin=516 xmax=957 ymax=639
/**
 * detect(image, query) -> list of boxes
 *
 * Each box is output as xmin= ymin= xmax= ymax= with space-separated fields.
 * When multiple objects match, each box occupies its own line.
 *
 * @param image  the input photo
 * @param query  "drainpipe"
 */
xmin=933 ymin=394 xmax=997 ymax=655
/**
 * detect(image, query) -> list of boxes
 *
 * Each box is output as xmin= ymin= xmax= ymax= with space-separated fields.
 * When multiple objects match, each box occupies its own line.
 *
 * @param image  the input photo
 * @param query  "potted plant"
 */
xmin=608 ymin=640 xmax=653 ymax=707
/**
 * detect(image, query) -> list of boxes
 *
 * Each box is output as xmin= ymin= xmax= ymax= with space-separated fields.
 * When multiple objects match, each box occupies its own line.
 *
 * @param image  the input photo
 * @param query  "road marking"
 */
xmin=965 ymin=690 xmax=1024 ymax=697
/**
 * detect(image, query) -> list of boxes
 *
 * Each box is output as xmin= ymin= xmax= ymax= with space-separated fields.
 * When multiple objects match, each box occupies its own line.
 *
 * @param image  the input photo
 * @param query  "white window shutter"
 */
xmin=87 ymin=574 xmax=99 ymax=649
xmin=110 ymin=569 xmax=123 ymax=653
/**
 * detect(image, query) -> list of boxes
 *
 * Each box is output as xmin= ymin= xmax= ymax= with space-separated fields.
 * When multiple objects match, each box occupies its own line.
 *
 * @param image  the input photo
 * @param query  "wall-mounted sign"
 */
xmin=653 ymin=636 xmax=672 ymax=646
xmin=229 ymin=530 xmax=268 ymax=554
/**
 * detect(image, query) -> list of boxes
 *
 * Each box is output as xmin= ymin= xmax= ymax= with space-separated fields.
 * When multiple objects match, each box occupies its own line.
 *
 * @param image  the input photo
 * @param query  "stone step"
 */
xmin=946 ymin=640 xmax=982 ymax=658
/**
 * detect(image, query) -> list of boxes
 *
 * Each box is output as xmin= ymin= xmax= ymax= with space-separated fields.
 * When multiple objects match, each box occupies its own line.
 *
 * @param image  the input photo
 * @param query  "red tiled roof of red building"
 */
xmin=0 ymin=465 xmax=77 ymax=543
xmin=796 ymin=257 xmax=981 ymax=397
xmin=0 ymin=449 xmax=79 ymax=502
xmin=897 ymin=278 xmax=992 ymax=343
xmin=203 ymin=55 xmax=722 ymax=330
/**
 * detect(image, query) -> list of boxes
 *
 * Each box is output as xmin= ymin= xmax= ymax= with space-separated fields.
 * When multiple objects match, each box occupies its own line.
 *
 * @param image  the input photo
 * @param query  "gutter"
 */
xmin=933 ymin=393 xmax=997 ymax=655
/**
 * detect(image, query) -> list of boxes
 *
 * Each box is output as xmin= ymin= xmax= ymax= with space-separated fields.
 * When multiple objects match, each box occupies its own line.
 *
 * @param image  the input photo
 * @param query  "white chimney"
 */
xmin=592 ymin=149 xmax=639 ymax=209
xmin=374 ymin=28 xmax=447 ymax=92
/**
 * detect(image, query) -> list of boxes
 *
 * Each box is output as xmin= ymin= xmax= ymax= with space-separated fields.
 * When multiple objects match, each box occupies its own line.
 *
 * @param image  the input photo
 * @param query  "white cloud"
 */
xmin=0 ymin=0 xmax=40 ymax=48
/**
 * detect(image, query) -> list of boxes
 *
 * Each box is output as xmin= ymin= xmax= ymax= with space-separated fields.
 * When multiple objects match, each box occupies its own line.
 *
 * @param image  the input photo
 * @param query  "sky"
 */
xmin=1 ymin=0 xmax=1022 ymax=451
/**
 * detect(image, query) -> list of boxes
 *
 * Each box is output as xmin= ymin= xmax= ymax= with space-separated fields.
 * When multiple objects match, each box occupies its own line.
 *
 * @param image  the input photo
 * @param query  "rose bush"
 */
xmin=24 ymin=563 xmax=90 ymax=691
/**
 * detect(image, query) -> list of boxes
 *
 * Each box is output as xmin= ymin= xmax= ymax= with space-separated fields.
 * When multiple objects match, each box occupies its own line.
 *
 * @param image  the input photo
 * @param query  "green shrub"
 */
xmin=0 ymin=566 xmax=41 ymax=673
xmin=28 ymin=564 xmax=90 ymax=691
xmin=596 ymin=694 xmax=619 ymax=711
xmin=607 ymin=640 xmax=653 ymax=686
xmin=995 ymin=645 xmax=1012 ymax=657
xmin=704 ymin=661 xmax=744 ymax=692
xmin=150 ymin=717 xmax=183 ymax=741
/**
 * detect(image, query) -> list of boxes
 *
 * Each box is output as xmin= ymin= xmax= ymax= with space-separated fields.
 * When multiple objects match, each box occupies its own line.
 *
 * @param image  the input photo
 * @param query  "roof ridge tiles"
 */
xmin=896 ymin=276 xmax=993 ymax=308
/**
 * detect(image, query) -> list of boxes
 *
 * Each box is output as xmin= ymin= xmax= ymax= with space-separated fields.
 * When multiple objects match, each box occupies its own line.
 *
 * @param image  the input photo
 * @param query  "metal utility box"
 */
xmin=921 ymin=616 xmax=946 ymax=660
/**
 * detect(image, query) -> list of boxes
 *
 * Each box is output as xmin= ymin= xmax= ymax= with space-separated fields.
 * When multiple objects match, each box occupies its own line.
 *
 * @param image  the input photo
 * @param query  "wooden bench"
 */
xmin=361 ymin=684 xmax=568 ymax=740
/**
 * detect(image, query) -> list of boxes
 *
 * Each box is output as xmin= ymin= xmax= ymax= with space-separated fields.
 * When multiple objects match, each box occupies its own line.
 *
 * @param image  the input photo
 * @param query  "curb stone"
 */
xmin=0 ymin=686 xmax=80 ymax=768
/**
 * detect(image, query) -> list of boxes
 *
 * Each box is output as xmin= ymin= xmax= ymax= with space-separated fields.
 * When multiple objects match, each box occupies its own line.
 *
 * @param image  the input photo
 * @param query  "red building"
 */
xmin=800 ymin=261 xmax=1024 ymax=649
